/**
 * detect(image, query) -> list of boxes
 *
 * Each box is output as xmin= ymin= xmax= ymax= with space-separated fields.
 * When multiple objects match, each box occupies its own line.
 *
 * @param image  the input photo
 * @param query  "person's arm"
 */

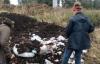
xmin=87 ymin=18 xmax=95 ymax=33
xmin=0 ymin=27 xmax=10 ymax=46
xmin=65 ymin=19 xmax=74 ymax=38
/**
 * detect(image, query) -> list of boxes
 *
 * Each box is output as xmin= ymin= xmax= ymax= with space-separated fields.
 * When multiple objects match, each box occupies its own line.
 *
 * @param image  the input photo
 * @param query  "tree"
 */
xmin=4 ymin=0 xmax=10 ymax=4
xmin=37 ymin=0 xmax=52 ymax=6
xmin=19 ymin=0 xmax=37 ymax=5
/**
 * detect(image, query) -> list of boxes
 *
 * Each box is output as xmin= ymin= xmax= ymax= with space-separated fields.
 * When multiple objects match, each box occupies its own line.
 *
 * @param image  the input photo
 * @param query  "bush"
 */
xmin=85 ymin=10 xmax=100 ymax=27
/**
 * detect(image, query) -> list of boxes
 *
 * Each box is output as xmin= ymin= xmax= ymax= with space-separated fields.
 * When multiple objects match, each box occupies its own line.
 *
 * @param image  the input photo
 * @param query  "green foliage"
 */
xmin=37 ymin=0 xmax=52 ymax=6
xmin=19 ymin=0 xmax=37 ymax=4
xmin=19 ymin=0 xmax=52 ymax=6
xmin=4 ymin=0 xmax=10 ymax=4
xmin=85 ymin=10 xmax=100 ymax=27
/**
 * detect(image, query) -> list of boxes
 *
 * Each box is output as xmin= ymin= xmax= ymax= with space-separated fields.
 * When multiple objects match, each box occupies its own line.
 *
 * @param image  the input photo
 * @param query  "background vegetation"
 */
xmin=1 ymin=0 xmax=100 ymax=9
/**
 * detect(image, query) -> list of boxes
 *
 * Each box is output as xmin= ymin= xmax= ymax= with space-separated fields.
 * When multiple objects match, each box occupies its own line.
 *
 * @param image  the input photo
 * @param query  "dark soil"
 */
xmin=0 ymin=12 xmax=65 ymax=64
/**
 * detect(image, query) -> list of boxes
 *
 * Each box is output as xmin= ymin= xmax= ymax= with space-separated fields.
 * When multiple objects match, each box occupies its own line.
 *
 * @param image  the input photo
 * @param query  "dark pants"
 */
xmin=61 ymin=48 xmax=82 ymax=64
xmin=0 ymin=49 xmax=7 ymax=64
xmin=0 ymin=43 xmax=11 ymax=64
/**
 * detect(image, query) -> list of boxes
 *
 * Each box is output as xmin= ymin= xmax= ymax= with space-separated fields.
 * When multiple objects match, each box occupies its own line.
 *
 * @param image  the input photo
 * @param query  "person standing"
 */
xmin=61 ymin=2 xmax=94 ymax=64
xmin=0 ymin=17 xmax=14 ymax=64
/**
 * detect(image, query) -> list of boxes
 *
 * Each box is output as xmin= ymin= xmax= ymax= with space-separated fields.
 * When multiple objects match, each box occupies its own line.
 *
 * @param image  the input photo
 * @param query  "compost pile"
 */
xmin=0 ymin=12 xmax=64 ymax=38
xmin=0 ymin=12 xmax=65 ymax=64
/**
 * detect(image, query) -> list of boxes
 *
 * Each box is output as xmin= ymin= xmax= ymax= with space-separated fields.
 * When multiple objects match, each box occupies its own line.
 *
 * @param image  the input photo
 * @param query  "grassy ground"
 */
xmin=85 ymin=29 xmax=100 ymax=64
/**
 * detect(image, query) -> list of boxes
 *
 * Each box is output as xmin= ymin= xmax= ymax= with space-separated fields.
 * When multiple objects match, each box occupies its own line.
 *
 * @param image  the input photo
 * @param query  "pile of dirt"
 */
xmin=0 ymin=12 xmax=65 ymax=64
xmin=0 ymin=12 xmax=64 ymax=37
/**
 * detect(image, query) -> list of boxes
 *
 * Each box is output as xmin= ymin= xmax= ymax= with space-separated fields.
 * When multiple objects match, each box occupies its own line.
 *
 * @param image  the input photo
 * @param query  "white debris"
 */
xmin=54 ymin=59 xmax=59 ymax=62
xmin=52 ymin=44 xmax=58 ymax=49
xmin=13 ymin=34 xmax=87 ymax=64
xmin=82 ymin=50 xmax=88 ymax=54
xmin=57 ymin=42 xmax=65 ymax=46
xmin=32 ymin=50 xmax=37 ymax=54
xmin=13 ymin=44 xmax=37 ymax=57
xmin=57 ymin=35 xmax=66 ymax=41
xmin=57 ymin=51 xmax=62 ymax=55
xmin=13 ymin=44 xmax=19 ymax=55
xmin=45 ymin=40 xmax=53 ymax=45
xmin=45 ymin=59 xmax=53 ymax=64
xmin=81 ymin=59 xmax=84 ymax=63
xmin=18 ymin=52 xmax=36 ymax=57
xmin=31 ymin=34 xmax=42 ymax=42
xmin=70 ymin=52 xmax=75 ymax=58
xmin=40 ymin=45 xmax=48 ymax=54
xmin=68 ymin=59 xmax=75 ymax=64
xmin=50 ymin=37 xmax=56 ymax=41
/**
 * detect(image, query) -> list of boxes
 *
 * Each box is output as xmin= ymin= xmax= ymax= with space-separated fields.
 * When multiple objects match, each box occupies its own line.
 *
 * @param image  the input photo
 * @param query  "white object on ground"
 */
xmin=70 ymin=52 xmax=75 ymax=58
xmin=54 ymin=59 xmax=59 ymax=62
xmin=50 ymin=37 xmax=56 ymax=41
xmin=31 ymin=34 xmax=42 ymax=42
xmin=82 ymin=50 xmax=88 ymax=54
xmin=40 ymin=45 xmax=48 ymax=54
xmin=13 ymin=44 xmax=37 ymax=57
xmin=45 ymin=59 xmax=53 ymax=64
xmin=57 ymin=51 xmax=62 ymax=55
xmin=52 ymin=43 xmax=58 ymax=49
xmin=57 ymin=42 xmax=65 ymax=46
xmin=57 ymin=35 xmax=66 ymax=41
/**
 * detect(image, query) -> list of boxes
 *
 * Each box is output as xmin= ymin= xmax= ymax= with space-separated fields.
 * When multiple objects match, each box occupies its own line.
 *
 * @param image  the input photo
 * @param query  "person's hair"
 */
xmin=74 ymin=1 xmax=81 ymax=6
xmin=0 ymin=17 xmax=15 ymax=28
xmin=73 ymin=1 xmax=82 ymax=11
